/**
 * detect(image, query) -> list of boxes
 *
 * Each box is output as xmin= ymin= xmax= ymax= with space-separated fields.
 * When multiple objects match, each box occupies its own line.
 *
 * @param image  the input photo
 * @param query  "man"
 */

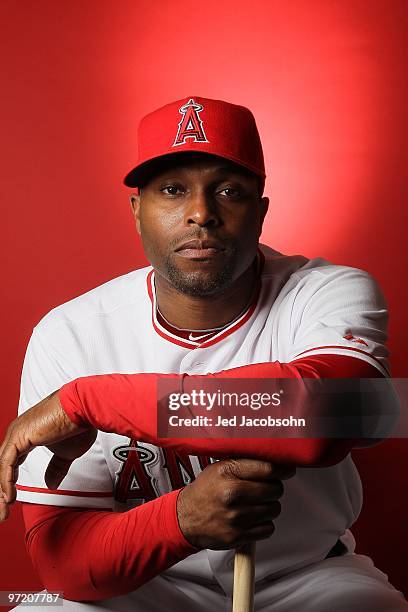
xmin=0 ymin=96 xmax=407 ymax=611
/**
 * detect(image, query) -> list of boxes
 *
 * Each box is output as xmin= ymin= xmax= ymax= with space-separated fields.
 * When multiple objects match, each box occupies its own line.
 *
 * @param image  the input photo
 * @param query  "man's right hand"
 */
xmin=176 ymin=458 xmax=295 ymax=550
xmin=0 ymin=392 xmax=96 ymax=521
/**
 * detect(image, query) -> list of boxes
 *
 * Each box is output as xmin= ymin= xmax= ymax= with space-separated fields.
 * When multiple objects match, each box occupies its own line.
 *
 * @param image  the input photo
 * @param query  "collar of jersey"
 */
xmin=146 ymin=249 xmax=265 ymax=349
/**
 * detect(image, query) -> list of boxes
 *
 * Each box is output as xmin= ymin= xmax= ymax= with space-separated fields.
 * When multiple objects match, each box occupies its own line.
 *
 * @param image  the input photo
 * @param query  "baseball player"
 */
xmin=0 ymin=96 xmax=407 ymax=611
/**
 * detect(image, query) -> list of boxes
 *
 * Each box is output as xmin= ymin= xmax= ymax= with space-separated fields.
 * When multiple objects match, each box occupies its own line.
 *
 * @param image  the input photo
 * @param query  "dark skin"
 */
xmin=0 ymin=156 xmax=296 ymax=552
xmin=129 ymin=157 xmax=269 ymax=330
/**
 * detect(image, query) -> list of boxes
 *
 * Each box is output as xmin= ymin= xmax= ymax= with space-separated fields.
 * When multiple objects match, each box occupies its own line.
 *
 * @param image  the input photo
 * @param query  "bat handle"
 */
xmin=232 ymin=541 xmax=256 ymax=612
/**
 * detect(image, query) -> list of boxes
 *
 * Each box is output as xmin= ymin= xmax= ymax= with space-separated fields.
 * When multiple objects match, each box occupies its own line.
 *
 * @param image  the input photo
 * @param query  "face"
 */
xmin=130 ymin=156 xmax=269 ymax=297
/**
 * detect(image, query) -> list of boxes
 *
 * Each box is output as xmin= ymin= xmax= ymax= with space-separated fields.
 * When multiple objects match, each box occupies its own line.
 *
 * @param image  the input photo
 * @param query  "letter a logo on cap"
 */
xmin=173 ymin=98 xmax=209 ymax=147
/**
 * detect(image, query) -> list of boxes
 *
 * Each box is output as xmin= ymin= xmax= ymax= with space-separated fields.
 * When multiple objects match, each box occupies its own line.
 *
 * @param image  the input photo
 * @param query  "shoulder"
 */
xmin=33 ymin=265 xmax=152 ymax=338
xmin=259 ymin=243 xmax=385 ymax=305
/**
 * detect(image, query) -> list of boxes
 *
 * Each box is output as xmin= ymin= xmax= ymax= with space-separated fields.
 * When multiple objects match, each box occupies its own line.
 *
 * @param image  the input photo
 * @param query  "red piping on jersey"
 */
xmin=293 ymin=345 xmax=389 ymax=375
xmin=146 ymin=283 xmax=194 ymax=349
xmin=146 ymin=250 xmax=265 ymax=349
xmin=197 ymin=288 xmax=260 ymax=348
xmin=16 ymin=484 xmax=113 ymax=498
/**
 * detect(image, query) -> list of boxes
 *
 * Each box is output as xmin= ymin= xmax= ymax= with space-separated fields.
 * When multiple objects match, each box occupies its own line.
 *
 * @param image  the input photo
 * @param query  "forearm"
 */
xmin=59 ymin=355 xmax=385 ymax=467
xmin=22 ymin=491 xmax=198 ymax=601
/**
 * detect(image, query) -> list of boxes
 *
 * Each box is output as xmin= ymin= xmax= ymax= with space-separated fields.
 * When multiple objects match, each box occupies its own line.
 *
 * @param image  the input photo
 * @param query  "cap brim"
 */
xmin=123 ymin=152 xmax=191 ymax=187
xmin=123 ymin=150 xmax=265 ymax=188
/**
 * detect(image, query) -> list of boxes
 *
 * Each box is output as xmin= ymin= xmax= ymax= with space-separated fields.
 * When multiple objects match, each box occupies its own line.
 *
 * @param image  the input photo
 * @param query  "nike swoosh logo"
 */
xmin=188 ymin=332 xmax=213 ymax=341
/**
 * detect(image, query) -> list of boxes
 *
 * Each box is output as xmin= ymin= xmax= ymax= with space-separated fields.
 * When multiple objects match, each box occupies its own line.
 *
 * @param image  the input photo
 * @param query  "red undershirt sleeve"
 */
xmin=24 ymin=354 xmax=388 ymax=602
xmin=58 ymin=354 xmax=387 ymax=468
xmin=22 ymin=488 xmax=198 ymax=602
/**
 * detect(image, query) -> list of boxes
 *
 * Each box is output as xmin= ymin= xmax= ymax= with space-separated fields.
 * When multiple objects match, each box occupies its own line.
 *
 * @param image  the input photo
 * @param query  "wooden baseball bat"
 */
xmin=232 ymin=542 xmax=256 ymax=612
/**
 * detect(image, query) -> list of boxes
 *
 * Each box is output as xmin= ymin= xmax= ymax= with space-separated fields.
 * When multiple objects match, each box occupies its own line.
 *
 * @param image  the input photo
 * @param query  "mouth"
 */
xmin=174 ymin=239 xmax=225 ymax=260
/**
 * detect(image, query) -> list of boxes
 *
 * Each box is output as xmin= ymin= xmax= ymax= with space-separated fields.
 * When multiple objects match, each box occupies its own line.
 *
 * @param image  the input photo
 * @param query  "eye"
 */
xmin=160 ymin=185 xmax=183 ymax=196
xmin=217 ymin=187 xmax=242 ymax=198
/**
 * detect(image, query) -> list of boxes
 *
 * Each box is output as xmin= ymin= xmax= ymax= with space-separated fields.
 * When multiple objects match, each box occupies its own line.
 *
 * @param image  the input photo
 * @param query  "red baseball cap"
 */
xmin=123 ymin=96 xmax=265 ymax=187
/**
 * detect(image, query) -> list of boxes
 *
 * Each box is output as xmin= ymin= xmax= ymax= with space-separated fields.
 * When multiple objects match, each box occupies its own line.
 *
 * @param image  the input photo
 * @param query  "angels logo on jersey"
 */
xmin=173 ymin=98 xmax=209 ymax=147
xmin=113 ymin=438 xmax=216 ymax=504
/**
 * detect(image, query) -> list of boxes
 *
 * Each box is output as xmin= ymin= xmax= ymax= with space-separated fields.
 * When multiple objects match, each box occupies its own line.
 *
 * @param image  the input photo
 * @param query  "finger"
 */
xmin=0 ymin=438 xmax=27 ymax=505
xmin=231 ymin=501 xmax=282 ymax=527
xmin=236 ymin=521 xmax=276 ymax=545
xmin=270 ymin=464 xmax=297 ymax=481
xmin=45 ymin=454 xmax=75 ymax=490
xmin=0 ymin=425 xmax=13 ymax=465
xmin=0 ymin=486 xmax=10 ymax=522
xmin=223 ymin=459 xmax=296 ymax=482
xmin=226 ymin=480 xmax=285 ymax=506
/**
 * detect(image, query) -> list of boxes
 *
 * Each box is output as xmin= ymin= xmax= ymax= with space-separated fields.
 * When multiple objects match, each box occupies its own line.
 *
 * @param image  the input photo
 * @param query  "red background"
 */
xmin=1 ymin=0 xmax=407 ymax=604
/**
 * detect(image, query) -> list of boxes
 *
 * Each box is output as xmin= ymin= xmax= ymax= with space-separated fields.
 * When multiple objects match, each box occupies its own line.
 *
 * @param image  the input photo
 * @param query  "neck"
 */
xmin=154 ymin=258 xmax=258 ymax=330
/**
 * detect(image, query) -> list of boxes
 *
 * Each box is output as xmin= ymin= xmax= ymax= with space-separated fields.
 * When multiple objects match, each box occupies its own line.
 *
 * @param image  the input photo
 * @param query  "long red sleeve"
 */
xmin=24 ymin=355 xmax=386 ymax=602
xmin=22 ymin=489 xmax=198 ymax=601
xmin=59 ymin=355 xmax=386 ymax=468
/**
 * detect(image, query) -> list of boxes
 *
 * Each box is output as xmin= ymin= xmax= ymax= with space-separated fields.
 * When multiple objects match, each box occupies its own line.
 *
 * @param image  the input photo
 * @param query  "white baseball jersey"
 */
xmin=16 ymin=243 xmax=389 ymax=600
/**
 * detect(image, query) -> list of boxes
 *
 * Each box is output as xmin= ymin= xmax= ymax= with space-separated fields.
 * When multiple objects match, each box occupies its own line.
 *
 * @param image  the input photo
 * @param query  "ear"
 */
xmin=259 ymin=196 xmax=269 ymax=231
xmin=129 ymin=194 xmax=141 ymax=235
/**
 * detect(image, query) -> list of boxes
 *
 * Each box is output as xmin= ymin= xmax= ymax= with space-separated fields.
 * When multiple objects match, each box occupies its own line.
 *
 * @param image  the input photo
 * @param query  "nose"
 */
xmin=184 ymin=190 xmax=220 ymax=228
